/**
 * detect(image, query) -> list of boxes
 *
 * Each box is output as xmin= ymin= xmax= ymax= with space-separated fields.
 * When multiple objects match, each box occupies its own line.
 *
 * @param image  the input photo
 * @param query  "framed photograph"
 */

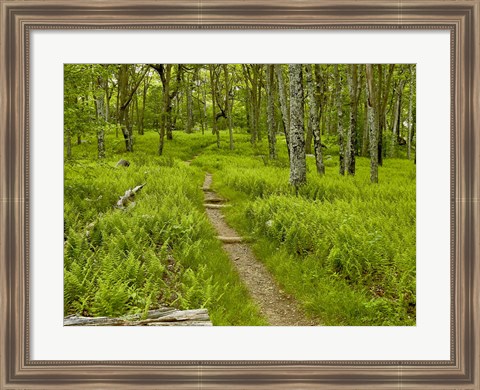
xmin=1 ymin=0 xmax=478 ymax=388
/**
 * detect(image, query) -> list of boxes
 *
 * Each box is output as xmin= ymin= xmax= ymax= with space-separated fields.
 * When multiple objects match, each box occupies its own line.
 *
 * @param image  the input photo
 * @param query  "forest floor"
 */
xmin=201 ymin=172 xmax=315 ymax=326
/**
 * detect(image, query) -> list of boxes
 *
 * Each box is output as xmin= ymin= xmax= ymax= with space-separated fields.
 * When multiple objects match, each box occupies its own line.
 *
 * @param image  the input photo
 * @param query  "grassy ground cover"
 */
xmin=64 ymin=131 xmax=267 ymax=325
xmin=193 ymin=133 xmax=416 ymax=326
xmin=65 ymin=129 xmax=416 ymax=326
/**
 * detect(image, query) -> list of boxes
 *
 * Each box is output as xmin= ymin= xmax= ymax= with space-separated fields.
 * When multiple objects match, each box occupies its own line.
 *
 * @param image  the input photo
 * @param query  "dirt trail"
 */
xmin=202 ymin=173 xmax=315 ymax=326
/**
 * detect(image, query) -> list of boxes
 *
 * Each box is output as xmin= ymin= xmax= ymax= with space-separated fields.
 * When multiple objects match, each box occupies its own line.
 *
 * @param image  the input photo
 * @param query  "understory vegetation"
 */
xmin=65 ymin=131 xmax=415 ymax=326
xmin=64 ymin=133 xmax=267 ymax=325
xmin=194 ymin=134 xmax=416 ymax=326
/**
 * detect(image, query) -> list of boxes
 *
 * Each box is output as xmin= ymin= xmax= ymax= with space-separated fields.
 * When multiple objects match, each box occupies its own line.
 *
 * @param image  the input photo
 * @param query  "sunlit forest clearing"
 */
xmin=64 ymin=64 xmax=416 ymax=326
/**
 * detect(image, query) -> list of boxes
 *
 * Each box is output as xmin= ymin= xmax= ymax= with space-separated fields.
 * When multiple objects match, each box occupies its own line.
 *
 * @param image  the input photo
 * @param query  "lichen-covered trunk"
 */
xmin=346 ymin=64 xmax=358 ymax=175
xmin=306 ymin=64 xmax=324 ymax=175
xmin=334 ymin=65 xmax=345 ymax=175
xmin=97 ymin=129 xmax=105 ymax=159
xmin=274 ymin=64 xmax=291 ymax=159
xmin=266 ymin=65 xmax=277 ymax=159
xmin=288 ymin=64 xmax=307 ymax=188
xmin=366 ymin=64 xmax=378 ymax=183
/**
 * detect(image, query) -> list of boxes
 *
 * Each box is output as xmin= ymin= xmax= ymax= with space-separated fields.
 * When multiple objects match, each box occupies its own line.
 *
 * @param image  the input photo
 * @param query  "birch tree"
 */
xmin=346 ymin=64 xmax=359 ymax=175
xmin=366 ymin=64 xmax=379 ymax=183
xmin=288 ymin=64 xmax=307 ymax=188
xmin=334 ymin=65 xmax=345 ymax=175
xmin=306 ymin=64 xmax=324 ymax=175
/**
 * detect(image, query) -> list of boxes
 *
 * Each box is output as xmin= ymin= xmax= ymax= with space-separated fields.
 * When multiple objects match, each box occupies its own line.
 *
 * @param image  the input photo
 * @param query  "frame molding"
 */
xmin=1 ymin=1 xmax=478 ymax=388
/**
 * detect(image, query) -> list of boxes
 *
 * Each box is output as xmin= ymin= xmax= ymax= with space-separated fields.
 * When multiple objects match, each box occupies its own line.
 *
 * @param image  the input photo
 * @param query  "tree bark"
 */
xmin=95 ymin=73 xmax=106 ymax=159
xmin=274 ymin=64 xmax=291 ymax=159
xmin=242 ymin=65 xmax=262 ymax=144
xmin=118 ymin=65 xmax=148 ymax=152
xmin=138 ymin=75 xmax=149 ymax=135
xmin=151 ymin=64 xmax=171 ymax=155
xmin=377 ymin=64 xmax=395 ymax=165
xmin=66 ymin=130 xmax=72 ymax=159
xmin=366 ymin=64 xmax=379 ymax=183
xmin=391 ymin=79 xmax=404 ymax=157
xmin=307 ymin=64 xmax=325 ymax=175
xmin=334 ymin=65 xmax=345 ymax=175
xmin=362 ymin=75 xmax=369 ymax=157
xmin=346 ymin=64 xmax=358 ymax=175
xmin=118 ymin=65 xmax=133 ymax=152
xmin=166 ymin=65 xmax=183 ymax=141
xmin=184 ymin=71 xmax=193 ymax=134
xmin=407 ymin=67 xmax=415 ymax=160
xmin=209 ymin=65 xmax=220 ymax=148
xmin=223 ymin=64 xmax=235 ymax=150
xmin=288 ymin=64 xmax=307 ymax=188
xmin=266 ymin=65 xmax=277 ymax=159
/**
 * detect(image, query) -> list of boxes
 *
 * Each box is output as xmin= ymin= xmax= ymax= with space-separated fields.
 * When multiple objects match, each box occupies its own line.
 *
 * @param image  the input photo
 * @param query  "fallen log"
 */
xmin=64 ymin=308 xmax=212 ymax=326
xmin=116 ymin=183 xmax=146 ymax=209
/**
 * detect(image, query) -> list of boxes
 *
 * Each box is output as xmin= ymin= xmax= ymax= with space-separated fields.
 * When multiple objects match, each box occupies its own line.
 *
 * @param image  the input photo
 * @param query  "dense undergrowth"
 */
xmin=65 ymin=129 xmax=415 ymax=326
xmin=193 ymin=133 xmax=416 ymax=326
xmin=64 ymin=131 xmax=267 ymax=325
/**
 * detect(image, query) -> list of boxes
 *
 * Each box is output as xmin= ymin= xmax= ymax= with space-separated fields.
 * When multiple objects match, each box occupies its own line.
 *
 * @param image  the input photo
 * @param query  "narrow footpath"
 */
xmin=202 ymin=173 xmax=315 ymax=326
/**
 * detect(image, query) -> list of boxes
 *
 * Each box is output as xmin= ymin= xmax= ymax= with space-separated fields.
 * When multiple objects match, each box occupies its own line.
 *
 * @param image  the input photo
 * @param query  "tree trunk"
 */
xmin=266 ymin=65 xmax=277 ymax=159
xmin=334 ymin=65 xmax=345 ymax=175
xmin=202 ymin=67 xmax=207 ymax=135
xmin=346 ymin=64 xmax=358 ymax=175
xmin=117 ymin=65 xmax=148 ymax=152
xmin=138 ymin=76 xmax=149 ymax=135
xmin=243 ymin=65 xmax=262 ymax=144
xmin=151 ymin=64 xmax=171 ymax=155
xmin=209 ymin=65 xmax=220 ymax=148
xmin=166 ymin=65 xmax=182 ymax=141
xmin=66 ymin=131 xmax=72 ymax=159
xmin=96 ymin=75 xmax=106 ymax=159
xmin=306 ymin=64 xmax=324 ymax=175
xmin=362 ymin=76 xmax=369 ymax=157
xmin=274 ymin=64 xmax=291 ymax=159
xmin=104 ymin=72 xmax=111 ymax=123
xmin=391 ymin=79 xmax=404 ymax=157
xmin=184 ymin=71 xmax=193 ymax=134
xmin=255 ymin=66 xmax=263 ymax=142
xmin=366 ymin=65 xmax=379 ymax=183
xmin=118 ymin=65 xmax=133 ymax=151
xmin=288 ymin=64 xmax=307 ymax=189
xmin=407 ymin=68 xmax=415 ymax=160
xmin=223 ymin=64 xmax=234 ymax=150
xmin=377 ymin=64 xmax=395 ymax=165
